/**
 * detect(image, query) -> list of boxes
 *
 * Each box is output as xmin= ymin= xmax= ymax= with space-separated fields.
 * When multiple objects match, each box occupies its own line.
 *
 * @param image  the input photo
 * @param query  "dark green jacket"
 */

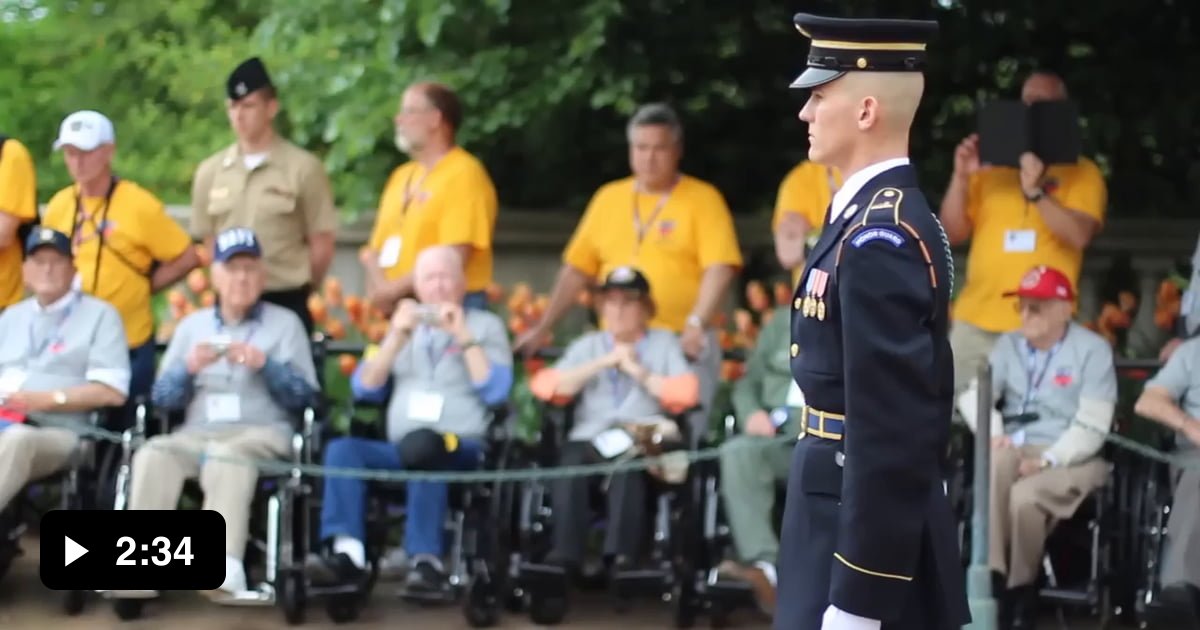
xmin=730 ymin=306 xmax=802 ymax=438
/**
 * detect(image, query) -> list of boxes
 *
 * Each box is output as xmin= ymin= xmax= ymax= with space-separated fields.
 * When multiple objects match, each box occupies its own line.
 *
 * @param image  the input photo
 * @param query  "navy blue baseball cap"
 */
xmin=25 ymin=227 xmax=73 ymax=257
xmin=213 ymin=227 xmax=263 ymax=262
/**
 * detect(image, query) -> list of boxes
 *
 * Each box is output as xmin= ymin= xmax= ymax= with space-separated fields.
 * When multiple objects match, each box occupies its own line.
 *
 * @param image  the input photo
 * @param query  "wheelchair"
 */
xmin=102 ymin=339 xmax=328 ymax=624
xmin=0 ymin=402 xmax=133 ymax=615
xmin=511 ymin=401 xmax=705 ymax=628
xmin=953 ymin=430 xmax=1125 ymax=626
xmin=1129 ymin=433 xmax=1200 ymax=629
xmin=303 ymin=399 xmax=525 ymax=627
xmin=689 ymin=413 xmax=785 ymax=627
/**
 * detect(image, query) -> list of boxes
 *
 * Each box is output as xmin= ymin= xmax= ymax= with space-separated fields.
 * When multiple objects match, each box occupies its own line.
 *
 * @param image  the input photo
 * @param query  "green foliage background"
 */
xmin=2 ymin=0 xmax=1199 ymax=219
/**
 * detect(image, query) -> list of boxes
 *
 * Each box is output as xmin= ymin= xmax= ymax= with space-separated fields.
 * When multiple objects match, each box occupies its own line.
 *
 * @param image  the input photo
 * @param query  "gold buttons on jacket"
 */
xmin=790 ymin=343 xmax=799 ymax=357
xmin=794 ymin=297 xmax=803 ymax=310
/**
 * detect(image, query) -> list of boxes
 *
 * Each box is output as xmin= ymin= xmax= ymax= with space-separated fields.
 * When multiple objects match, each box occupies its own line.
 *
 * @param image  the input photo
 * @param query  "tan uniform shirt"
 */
xmin=190 ymin=137 xmax=337 ymax=290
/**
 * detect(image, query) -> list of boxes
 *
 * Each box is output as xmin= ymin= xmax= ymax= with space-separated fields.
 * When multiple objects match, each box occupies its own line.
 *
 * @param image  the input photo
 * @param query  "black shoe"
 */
xmin=1009 ymin=585 xmax=1038 ymax=629
xmin=306 ymin=552 xmax=365 ymax=587
xmin=404 ymin=556 xmax=448 ymax=596
xmin=993 ymin=572 xmax=1013 ymax=630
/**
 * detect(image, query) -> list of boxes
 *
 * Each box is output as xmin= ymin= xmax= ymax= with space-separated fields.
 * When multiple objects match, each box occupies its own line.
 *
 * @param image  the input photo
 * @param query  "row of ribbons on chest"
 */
xmin=798 ymin=269 xmax=830 ymax=321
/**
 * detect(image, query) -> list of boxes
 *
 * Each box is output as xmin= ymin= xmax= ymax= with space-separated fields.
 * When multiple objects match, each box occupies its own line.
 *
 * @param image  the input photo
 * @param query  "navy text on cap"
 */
xmin=25 ymin=227 xmax=73 ymax=257
xmin=791 ymin=13 xmax=939 ymax=89
xmin=214 ymin=227 xmax=263 ymax=262
xmin=227 ymin=57 xmax=274 ymax=101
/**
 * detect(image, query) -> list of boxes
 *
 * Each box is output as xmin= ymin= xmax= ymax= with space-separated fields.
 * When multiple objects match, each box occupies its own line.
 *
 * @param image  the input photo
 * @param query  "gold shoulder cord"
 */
xmin=833 ymin=188 xmax=939 ymax=313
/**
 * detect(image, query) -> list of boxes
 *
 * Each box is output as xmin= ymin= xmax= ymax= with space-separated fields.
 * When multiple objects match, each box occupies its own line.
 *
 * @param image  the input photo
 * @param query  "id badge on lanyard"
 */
xmin=29 ymin=294 xmax=79 ymax=359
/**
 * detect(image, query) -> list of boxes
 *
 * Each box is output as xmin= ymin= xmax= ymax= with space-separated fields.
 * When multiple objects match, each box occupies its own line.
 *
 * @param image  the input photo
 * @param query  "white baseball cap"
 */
xmin=53 ymin=110 xmax=115 ymax=151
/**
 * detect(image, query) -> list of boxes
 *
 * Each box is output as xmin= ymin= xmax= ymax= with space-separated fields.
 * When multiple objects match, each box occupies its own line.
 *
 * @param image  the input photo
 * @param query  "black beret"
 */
xmin=227 ymin=57 xmax=274 ymax=101
xmin=791 ymin=13 xmax=939 ymax=89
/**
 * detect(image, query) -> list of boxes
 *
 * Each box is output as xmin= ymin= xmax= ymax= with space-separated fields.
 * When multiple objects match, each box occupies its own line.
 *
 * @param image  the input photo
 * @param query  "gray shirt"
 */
xmin=155 ymin=303 xmax=318 ymax=434
xmin=0 ymin=291 xmax=130 ymax=426
xmin=1146 ymin=335 xmax=1200 ymax=452
xmin=551 ymin=329 xmax=693 ymax=442
xmin=376 ymin=309 xmax=512 ymax=443
xmin=989 ymin=322 xmax=1117 ymax=446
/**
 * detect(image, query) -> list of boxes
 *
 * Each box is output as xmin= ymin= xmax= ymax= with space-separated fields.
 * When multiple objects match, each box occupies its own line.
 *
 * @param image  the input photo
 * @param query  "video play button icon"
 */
xmin=64 ymin=536 xmax=88 ymax=567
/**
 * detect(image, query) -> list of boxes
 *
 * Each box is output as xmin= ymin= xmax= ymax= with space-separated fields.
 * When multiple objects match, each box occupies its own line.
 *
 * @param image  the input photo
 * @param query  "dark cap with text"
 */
xmin=25 ymin=227 xmax=73 ymax=258
xmin=790 ymin=13 xmax=939 ymax=89
xmin=214 ymin=227 xmax=263 ymax=262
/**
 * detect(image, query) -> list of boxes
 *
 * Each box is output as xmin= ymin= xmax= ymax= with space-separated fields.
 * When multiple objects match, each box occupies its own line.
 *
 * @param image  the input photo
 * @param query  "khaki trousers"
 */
xmin=950 ymin=320 xmax=1003 ymax=397
xmin=988 ymin=445 xmax=1108 ymax=587
xmin=128 ymin=425 xmax=290 ymax=559
xmin=0 ymin=425 xmax=79 ymax=512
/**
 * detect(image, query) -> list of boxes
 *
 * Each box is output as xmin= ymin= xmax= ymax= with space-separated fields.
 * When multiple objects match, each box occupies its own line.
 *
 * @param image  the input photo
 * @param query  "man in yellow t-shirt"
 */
xmin=516 ymin=103 xmax=743 ymax=436
xmin=43 ymin=111 xmax=199 ymax=411
xmin=361 ymin=82 xmax=498 ymax=315
xmin=0 ymin=135 xmax=38 ymax=310
xmin=939 ymin=72 xmax=1107 ymax=394
xmin=772 ymin=160 xmax=841 ymax=286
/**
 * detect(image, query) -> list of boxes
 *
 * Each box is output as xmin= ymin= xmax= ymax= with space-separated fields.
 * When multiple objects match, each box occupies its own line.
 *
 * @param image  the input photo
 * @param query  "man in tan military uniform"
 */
xmin=190 ymin=57 xmax=338 ymax=336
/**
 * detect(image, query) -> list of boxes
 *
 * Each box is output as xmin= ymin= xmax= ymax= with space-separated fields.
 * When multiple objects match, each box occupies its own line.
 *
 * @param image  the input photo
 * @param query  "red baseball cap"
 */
xmin=1003 ymin=265 xmax=1075 ymax=301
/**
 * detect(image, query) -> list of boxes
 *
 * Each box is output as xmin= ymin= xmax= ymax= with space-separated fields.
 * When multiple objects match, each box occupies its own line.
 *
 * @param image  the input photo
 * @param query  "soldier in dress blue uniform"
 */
xmin=775 ymin=13 xmax=971 ymax=630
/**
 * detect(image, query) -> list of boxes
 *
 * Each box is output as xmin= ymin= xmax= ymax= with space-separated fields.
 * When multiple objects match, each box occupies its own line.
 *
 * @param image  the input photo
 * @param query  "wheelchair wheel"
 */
xmin=278 ymin=570 xmax=306 ymax=625
xmin=463 ymin=571 xmax=500 ymax=627
xmin=63 ymin=590 xmax=86 ymax=615
xmin=113 ymin=598 xmax=144 ymax=621
xmin=326 ymin=594 xmax=361 ymax=624
xmin=529 ymin=590 xmax=567 ymax=626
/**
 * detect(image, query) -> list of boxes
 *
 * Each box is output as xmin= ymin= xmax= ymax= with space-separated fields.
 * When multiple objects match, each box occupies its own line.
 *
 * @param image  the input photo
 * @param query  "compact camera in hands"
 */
xmin=416 ymin=305 xmax=443 ymax=326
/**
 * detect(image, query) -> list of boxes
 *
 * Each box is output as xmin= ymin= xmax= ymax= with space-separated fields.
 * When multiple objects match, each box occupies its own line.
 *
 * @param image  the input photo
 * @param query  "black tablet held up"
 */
xmin=977 ymin=99 xmax=1081 ymax=167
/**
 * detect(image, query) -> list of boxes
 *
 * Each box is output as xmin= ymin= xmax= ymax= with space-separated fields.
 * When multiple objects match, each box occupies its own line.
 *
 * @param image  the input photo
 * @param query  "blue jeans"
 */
xmin=319 ymin=436 xmax=482 ymax=556
xmin=463 ymin=291 xmax=488 ymax=311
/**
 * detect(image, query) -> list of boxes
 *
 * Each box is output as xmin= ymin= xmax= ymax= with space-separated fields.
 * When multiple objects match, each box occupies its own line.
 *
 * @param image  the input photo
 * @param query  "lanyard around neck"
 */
xmin=1020 ymin=336 xmax=1065 ymax=413
xmin=632 ymin=177 xmax=679 ymax=248
xmin=70 ymin=176 xmax=121 ymax=292
xmin=28 ymin=292 xmax=80 ymax=359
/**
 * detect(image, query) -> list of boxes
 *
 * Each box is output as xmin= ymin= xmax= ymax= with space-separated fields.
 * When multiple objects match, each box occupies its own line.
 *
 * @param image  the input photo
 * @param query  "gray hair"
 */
xmin=626 ymin=102 xmax=684 ymax=146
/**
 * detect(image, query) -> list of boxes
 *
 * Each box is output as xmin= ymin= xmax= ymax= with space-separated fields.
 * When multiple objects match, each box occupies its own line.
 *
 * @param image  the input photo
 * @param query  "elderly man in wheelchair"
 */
xmin=1134 ymin=332 xmax=1200 ymax=622
xmin=0 ymin=228 xmax=130 ymax=576
xmin=116 ymin=228 xmax=319 ymax=604
xmin=958 ymin=266 xmax=1116 ymax=629
xmin=524 ymin=266 xmax=699 ymax=623
xmin=306 ymin=245 xmax=513 ymax=600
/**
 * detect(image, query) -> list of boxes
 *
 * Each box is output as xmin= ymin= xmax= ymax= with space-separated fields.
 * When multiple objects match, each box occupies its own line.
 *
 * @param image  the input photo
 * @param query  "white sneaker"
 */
xmin=203 ymin=556 xmax=247 ymax=601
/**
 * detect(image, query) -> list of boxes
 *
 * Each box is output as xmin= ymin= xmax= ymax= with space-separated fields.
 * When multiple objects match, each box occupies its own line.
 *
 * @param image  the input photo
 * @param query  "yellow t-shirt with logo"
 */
xmin=0 ymin=138 xmax=38 ymax=308
xmin=951 ymin=157 xmax=1107 ymax=333
xmin=772 ymin=161 xmax=842 ymax=286
xmin=43 ymin=180 xmax=193 ymax=347
xmin=563 ymin=175 xmax=744 ymax=332
xmin=367 ymin=146 xmax=498 ymax=292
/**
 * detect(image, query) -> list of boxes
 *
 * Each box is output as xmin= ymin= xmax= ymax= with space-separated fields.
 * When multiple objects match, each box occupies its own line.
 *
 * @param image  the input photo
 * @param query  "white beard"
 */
xmin=394 ymin=130 xmax=412 ymax=154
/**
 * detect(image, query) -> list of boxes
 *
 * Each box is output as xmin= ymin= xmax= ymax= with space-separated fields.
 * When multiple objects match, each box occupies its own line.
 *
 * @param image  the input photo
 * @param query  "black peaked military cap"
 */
xmin=227 ymin=57 xmax=274 ymax=101
xmin=791 ymin=13 xmax=939 ymax=89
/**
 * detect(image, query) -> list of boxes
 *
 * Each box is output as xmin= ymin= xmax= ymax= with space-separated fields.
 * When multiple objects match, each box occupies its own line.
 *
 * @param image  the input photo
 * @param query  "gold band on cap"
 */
xmin=810 ymin=39 xmax=927 ymax=51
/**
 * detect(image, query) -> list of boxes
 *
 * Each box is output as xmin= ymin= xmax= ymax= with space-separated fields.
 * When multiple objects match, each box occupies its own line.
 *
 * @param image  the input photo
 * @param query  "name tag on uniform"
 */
xmin=0 ymin=368 xmax=27 ymax=394
xmin=379 ymin=237 xmax=402 ymax=268
xmin=407 ymin=391 xmax=444 ymax=423
xmin=206 ymin=394 xmax=242 ymax=423
xmin=1004 ymin=229 xmax=1037 ymax=253
xmin=786 ymin=380 xmax=806 ymax=408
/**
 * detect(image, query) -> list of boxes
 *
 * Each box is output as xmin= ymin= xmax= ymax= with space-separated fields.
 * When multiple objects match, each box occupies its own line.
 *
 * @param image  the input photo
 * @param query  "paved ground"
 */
xmin=0 ymin=536 xmax=771 ymax=629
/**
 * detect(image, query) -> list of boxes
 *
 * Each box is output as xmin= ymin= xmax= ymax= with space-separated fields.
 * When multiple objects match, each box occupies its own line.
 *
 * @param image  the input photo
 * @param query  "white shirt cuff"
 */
xmin=86 ymin=368 xmax=131 ymax=397
xmin=821 ymin=605 xmax=881 ymax=630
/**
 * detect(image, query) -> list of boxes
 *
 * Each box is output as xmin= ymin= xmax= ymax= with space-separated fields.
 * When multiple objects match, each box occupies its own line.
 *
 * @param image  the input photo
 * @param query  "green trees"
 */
xmin=2 ymin=0 xmax=1197 ymax=217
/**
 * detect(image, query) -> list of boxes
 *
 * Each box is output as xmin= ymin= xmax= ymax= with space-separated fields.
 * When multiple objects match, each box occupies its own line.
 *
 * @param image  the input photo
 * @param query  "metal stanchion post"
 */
xmin=965 ymin=362 xmax=997 ymax=630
